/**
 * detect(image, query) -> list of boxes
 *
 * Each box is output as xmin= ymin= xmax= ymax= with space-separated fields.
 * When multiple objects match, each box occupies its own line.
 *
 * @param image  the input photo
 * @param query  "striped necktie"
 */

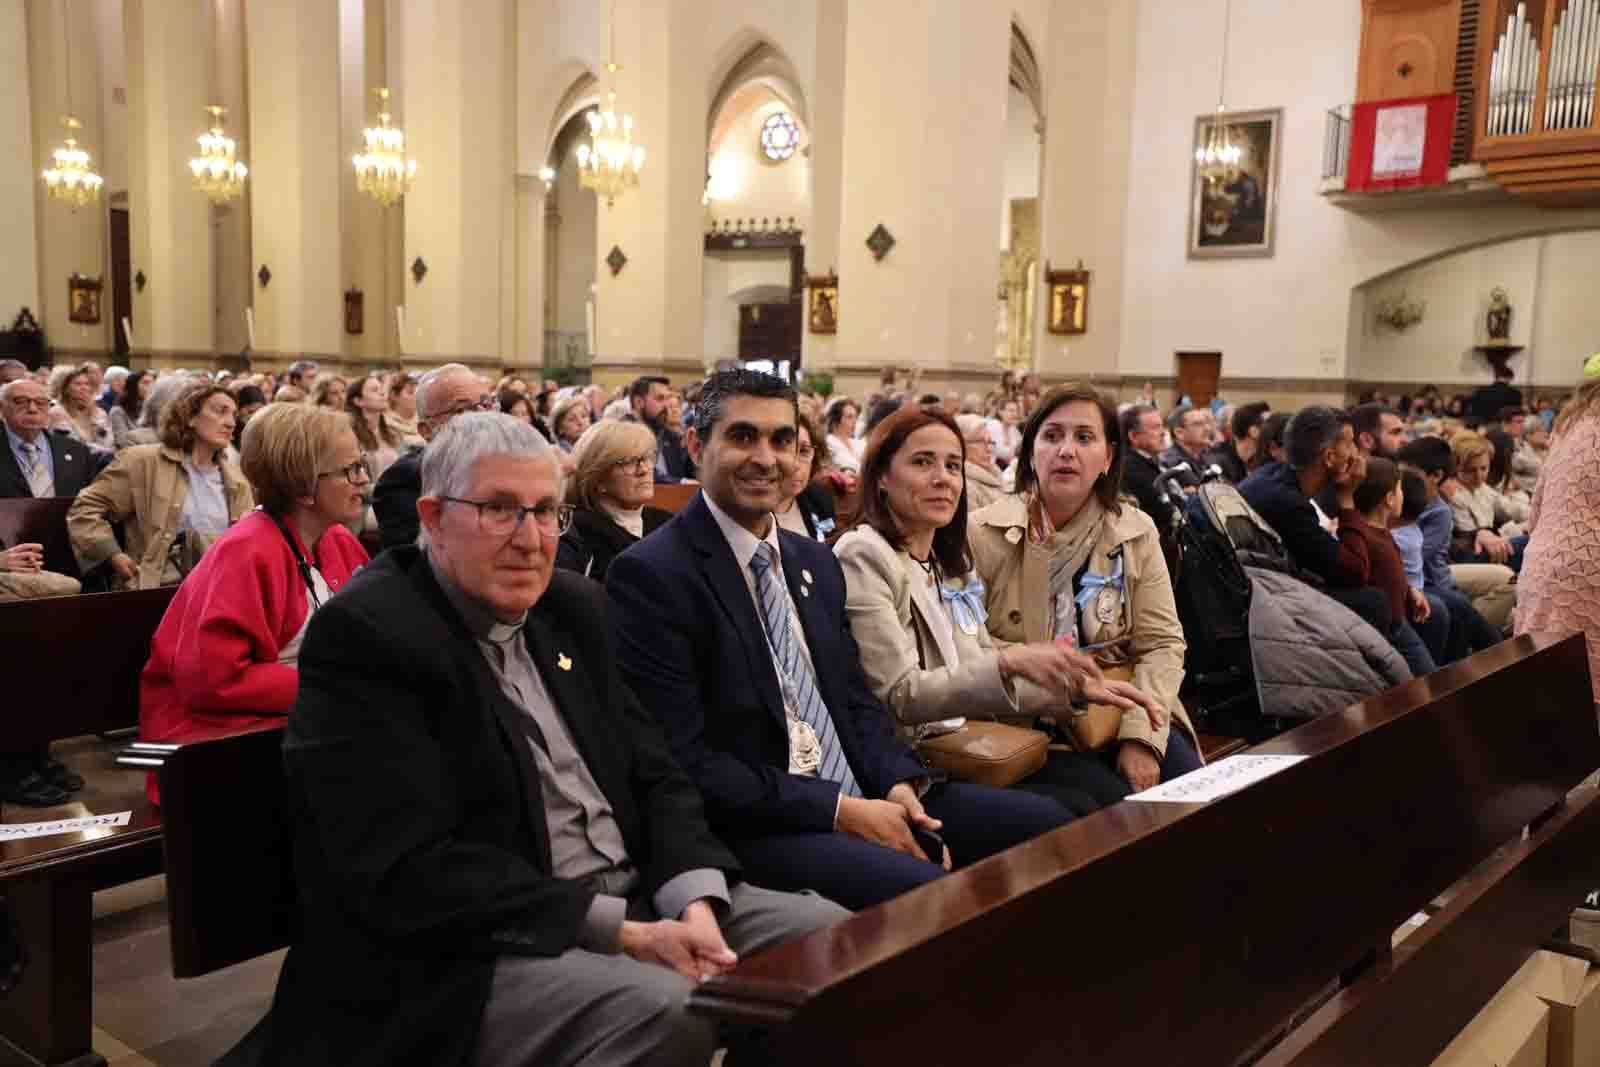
xmin=748 ymin=542 xmax=861 ymax=797
xmin=20 ymin=441 xmax=52 ymax=498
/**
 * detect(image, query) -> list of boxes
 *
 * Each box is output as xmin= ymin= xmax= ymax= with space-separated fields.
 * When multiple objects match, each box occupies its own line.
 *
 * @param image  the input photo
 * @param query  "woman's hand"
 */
xmin=1475 ymin=529 xmax=1510 ymax=563
xmin=1117 ymin=742 xmax=1162 ymax=793
xmin=109 ymin=553 xmax=138 ymax=581
xmin=998 ymin=641 xmax=1096 ymax=698
xmin=0 ymin=543 xmax=44 ymax=574
xmin=1080 ymin=674 xmax=1165 ymax=732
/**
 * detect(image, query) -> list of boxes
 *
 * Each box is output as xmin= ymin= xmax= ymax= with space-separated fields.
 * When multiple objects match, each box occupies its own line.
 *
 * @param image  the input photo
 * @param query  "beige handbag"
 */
xmin=1062 ymin=664 xmax=1135 ymax=751
xmin=917 ymin=720 xmax=1049 ymax=788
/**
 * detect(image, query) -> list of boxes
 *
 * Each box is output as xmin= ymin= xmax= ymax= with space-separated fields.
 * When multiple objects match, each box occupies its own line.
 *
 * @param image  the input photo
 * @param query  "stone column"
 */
xmin=124 ymin=0 xmax=215 ymax=367
xmin=589 ymin=0 xmax=707 ymax=385
xmin=832 ymin=0 xmax=1010 ymax=393
xmin=0 ymin=0 xmax=40 ymax=328
xmin=27 ymin=0 xmax=110 ymax=358
xmin=801 ymin=0 xmax=847 ymax=377
xmin=246 ymin=0 xmax=344 ymax=370
xmin=398 ymin=0 xmax=516 ymax=374
xmin=1036 ymin=0 xmax=1138 ymax=384
xmin=340 ymin=0 xmax=399 ymax=367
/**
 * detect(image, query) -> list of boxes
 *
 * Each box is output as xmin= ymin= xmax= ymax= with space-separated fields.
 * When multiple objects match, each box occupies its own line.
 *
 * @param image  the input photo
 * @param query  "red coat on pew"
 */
xmin=140 ymin=509 xmax=369 ymax=804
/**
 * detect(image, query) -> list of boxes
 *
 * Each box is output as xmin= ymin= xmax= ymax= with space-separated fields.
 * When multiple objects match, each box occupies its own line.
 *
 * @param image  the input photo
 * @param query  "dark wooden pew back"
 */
xmin=0 ymin=496 xmax=79 ymax=579
xmin=158 ymin=723 xmax=293 ymax=978
xmin=0 ymin=585 xmax=177 ymax=748
xmin=691 ymin=633 xmax=1600 ymax=1066
xmin=651 ymin=483 xmax=700 ymax=514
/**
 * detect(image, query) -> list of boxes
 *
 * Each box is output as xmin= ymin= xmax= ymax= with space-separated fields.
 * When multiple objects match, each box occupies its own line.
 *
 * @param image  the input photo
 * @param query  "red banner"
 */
xmin=1345 ymin=93 xmax=1457 ymax=191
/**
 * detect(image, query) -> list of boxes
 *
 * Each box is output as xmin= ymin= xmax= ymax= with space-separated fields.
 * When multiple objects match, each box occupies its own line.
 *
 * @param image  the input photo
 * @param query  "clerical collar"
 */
xmin=427 ymin=551 xmax=527 ymax=643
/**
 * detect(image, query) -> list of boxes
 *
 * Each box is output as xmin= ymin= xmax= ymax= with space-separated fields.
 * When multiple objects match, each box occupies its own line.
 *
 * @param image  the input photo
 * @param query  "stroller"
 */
xmin=1154 ymin=466 xmax=1296 ymax=742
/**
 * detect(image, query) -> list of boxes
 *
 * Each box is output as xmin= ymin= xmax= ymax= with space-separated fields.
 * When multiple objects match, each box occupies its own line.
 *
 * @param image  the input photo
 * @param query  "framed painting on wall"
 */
xmin=1187 ymin=107 xmax=1283 ymax=260
xmin=805 ymin=273 xmax=838 ymax=334
xmin=1044 ymin=262 xmax=1089 ymax=334
xmin=68 ymin=274 xmax=103 ymax=325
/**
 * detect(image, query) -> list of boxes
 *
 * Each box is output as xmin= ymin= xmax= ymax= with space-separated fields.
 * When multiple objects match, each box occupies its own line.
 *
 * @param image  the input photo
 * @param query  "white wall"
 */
xmin=0 ymin=0 xmax=39 ymax=325
xmin=551 ymin=143 xmax=596 ymax=335
xmin=1353 ymin=231 xmax=1600 ymax=389
xmin=1120 ymin=0 xmax=1600 ymax=388
xmin=706 ymin=93 xmax=810 ymax=228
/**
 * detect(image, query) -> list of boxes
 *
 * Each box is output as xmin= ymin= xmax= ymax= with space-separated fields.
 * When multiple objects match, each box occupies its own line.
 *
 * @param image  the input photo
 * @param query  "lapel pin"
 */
xmin=800 ymin=586 xmax=811 ymax=598
xmin=802 ymin=569 xmax=814 ymax=584
xmin=64 ymin=453 xmax=74 ymax=462
xmin=557 ymin=653 xmax=573 ymax=671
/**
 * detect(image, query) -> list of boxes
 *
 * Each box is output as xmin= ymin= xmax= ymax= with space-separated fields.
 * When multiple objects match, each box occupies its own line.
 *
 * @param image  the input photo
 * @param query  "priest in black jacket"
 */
xmin=267 ymin=413 xmax=844 ymax=1067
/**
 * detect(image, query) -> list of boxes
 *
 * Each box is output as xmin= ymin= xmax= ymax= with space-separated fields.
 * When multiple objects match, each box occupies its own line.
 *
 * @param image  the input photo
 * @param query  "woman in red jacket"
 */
xmin=140 ymin=403 xmax=370 ymax=803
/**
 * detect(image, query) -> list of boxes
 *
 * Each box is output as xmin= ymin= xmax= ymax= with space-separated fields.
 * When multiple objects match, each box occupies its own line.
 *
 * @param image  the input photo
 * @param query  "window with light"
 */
xmin=760 ymin=112 xmax=800 ymax=162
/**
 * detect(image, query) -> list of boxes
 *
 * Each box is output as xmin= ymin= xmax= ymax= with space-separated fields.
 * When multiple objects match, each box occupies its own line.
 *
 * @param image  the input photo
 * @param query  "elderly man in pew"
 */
xmin=265 ymin=412 xmax=845 ymax=1067
xmin=0 ymin=378 xmax=92 ymax=803
xmin=609 ymin=371 xmax=1073 ymax=912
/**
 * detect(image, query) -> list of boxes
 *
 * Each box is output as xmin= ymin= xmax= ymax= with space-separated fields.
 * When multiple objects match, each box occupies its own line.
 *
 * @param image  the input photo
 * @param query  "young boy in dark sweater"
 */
xmin=1340 ymin=458 xmax=1438 ymax=677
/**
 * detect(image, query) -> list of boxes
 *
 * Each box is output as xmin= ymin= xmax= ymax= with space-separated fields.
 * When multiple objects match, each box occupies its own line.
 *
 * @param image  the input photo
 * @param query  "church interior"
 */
xmin=5 ymin=0 xmax=1600 ymax=1064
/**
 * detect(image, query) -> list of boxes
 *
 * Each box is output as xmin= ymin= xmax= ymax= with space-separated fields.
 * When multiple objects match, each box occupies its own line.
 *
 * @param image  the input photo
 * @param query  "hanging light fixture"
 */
xmin=190 ymin=106 xmax=248 ymax=203
xmin=41 ymin=0 xmax=103 ymax=209
xmin=577 ymin=0 xmax=646 ymax=207
xmin=1194 ymin=0 xmax=1242 ymax=186
xmin=353 ymin=87 xmax=417 ymax=208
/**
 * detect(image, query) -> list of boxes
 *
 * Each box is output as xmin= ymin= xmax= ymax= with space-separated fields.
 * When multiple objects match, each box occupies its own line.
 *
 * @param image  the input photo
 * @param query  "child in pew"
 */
xmin=1390 ymin=469 xmax=1430 ymax=597
xmin=1339 ymin=457 xmax=1439 ymax=677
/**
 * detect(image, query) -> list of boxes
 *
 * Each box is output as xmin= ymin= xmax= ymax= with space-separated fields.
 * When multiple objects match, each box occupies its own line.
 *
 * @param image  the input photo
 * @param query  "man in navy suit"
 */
xmin=0 ymin=378 xmax=95 ymax=501
xmin=609 ymin=371 xmax=1071 ymax=910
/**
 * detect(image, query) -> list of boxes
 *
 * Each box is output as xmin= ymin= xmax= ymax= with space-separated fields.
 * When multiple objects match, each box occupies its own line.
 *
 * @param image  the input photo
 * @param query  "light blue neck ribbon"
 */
xmin=940 ymin=578 xmax=988 ymax=632
xmin=1074 ymin=556 xmax=1124 ymax=613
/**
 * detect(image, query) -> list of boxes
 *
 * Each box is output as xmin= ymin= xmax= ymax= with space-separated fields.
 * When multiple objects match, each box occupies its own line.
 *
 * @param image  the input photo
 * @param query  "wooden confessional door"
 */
xmin=1175 ymin=351 xmax=1222 ymax=409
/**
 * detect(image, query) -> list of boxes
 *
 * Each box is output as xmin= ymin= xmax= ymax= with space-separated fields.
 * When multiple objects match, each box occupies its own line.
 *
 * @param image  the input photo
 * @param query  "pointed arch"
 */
xmin=706 ymin=34 xmax=810 ymax=140
xmin=1009 ymin=20 xmax=1044 ymax=124
xmin=541 ymin=66 xmax=601 ymax=169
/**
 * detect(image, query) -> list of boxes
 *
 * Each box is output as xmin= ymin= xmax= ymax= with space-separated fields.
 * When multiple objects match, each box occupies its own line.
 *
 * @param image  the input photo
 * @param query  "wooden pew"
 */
xmin=689 ymin=633 xmax=1600 ymax=1066
xmin=0 ymin=497 xmax=79 ymax=580
xmin=651 ymin=482 xmax=701 ymax=514
xmin=1 ymin=586 xmax=178 ymax=749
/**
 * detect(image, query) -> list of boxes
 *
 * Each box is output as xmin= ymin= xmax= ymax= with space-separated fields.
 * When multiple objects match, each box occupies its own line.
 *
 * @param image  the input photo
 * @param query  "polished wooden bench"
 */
xmin=651 ymin=482 xmax=701 ymax=513
xmin=1 ymin=586 xmax=178 ymax=749
xmin=0 ymin=497 xmax=79 ymax=580
xmin=689 ymin=633 xmax=1600 ymax=1066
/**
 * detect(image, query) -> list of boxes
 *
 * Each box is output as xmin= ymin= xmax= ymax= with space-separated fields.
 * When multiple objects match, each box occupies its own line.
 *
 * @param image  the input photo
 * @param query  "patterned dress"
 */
xmin=1515 ymin=414 xmax=1600 ymax=704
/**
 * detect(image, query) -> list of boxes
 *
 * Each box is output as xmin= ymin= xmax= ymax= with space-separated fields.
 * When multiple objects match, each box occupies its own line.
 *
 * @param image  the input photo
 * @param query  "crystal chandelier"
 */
xmin=353 ymin=87 xmax=417 ymax=208
xmin=1194 ymin=0 xmax=1240 ymax=187
xmin=40 ymin=1 xmax=102 ymax=210
xmin=577 ymin=0 xmax=645 ymax=207
xmin=43 ymin=116 xmax=104 ymax=209
xmin=190 ymin=106 xmax=247 ymax=203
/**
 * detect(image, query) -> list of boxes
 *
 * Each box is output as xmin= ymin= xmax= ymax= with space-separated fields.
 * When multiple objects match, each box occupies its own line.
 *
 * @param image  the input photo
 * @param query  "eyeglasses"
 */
xmin=426 ymin=394 xmax=497 ymax=423
xmin=610 ymin=453 xmax=657 ymax=474
xmin=7 ymin=397 xmax=49 ymax=412
xmin=318 ymin=459 xmax=372 ymax=485
xmin=442 ymin=496 xmax=574 ymax=537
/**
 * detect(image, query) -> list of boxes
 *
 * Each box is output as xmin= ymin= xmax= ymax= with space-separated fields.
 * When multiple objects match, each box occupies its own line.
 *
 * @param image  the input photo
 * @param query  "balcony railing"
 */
xmin=1323 ymin=105 xmax=1353 ymax=182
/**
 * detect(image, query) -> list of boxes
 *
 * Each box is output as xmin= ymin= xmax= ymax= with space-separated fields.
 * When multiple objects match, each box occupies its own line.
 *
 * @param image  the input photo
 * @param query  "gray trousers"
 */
xmin=474 ymin=883 xmax=847 ymax=1067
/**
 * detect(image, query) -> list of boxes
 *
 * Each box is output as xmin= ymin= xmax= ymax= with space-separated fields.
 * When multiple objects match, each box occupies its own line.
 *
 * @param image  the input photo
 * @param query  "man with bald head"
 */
xmin=0 ymin=379 xmax=95 ymax=500
xmin=372 ymin=363 xmax=497 ymax=551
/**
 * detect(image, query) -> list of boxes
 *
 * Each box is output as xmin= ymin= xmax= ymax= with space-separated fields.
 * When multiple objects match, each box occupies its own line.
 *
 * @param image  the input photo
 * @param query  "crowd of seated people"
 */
xmin=6 ymin=346 xmax=1597 ymax=1063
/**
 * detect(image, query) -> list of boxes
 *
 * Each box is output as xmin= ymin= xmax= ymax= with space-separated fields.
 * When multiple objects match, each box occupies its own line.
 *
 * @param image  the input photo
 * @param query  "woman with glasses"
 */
xmin=139 ymin=403 xmax=370 ymax=804
xmin=555 ymin=419 xmax=670 ymax=580
xmin=69 ymin=380 xmax=255 ymax=589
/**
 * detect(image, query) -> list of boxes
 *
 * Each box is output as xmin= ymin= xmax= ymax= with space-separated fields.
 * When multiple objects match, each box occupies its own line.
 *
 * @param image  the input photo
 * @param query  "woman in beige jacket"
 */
xmin=836 ymin=405 xmax=1163 ymax=815
xmin=970 ymin=384 xmax=1201 ymax=800
xmin=69 ymin=380 xmax=253 ymax=589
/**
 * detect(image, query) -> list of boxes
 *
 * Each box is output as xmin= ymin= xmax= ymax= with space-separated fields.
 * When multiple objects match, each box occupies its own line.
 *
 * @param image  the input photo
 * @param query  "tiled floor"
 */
xmin=42 ymin=737 xmax=280 ymax=1066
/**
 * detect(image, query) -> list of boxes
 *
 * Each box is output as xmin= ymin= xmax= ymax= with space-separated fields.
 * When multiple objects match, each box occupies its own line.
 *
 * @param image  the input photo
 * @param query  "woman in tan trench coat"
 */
xmin=836 ymin=404 xmax=1163 ymax=815
xmin=970 ymin=384 xmax=1201 ymax=803
xmin=69 ymin=381 xmax=253 ymax=590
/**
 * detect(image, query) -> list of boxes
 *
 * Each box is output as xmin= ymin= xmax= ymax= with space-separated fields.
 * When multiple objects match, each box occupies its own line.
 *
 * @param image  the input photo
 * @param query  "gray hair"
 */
xmin=139 ymin=374 xmax=191 ymax=429
xmin=954 ymin=413 xmax=989 ymax=439
xmin=415 ymin=362 xmax=476 ymax=420
xmin=0 ymin=379 xmax=42 ymax=404
xmin=104 ymin=366 xmax=129 ymax=385
xmin=418 ymin=412 xmax=558 ymax=548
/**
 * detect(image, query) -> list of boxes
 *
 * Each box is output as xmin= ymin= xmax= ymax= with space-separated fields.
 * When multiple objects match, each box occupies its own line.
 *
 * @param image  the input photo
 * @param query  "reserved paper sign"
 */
xmin=1127 ymin=754 xmax=1307 ymax=804
xmin=0 ymin=811 xmax=133 ymax=841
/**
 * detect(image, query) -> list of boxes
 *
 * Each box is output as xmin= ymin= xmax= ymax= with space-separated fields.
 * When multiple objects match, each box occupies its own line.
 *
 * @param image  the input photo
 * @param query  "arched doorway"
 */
xmin=703 ymin=42 xmax=810 ymax=378
xmin=540 ymin=77 xmax=600 ymax=384
xmin=998 ymin=22 xmax=1043 ymax=373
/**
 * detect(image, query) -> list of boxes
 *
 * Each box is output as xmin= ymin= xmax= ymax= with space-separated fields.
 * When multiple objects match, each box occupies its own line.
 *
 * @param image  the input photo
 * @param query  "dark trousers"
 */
xmin=1390 ymin=620 xmax=1438 ymax=677
xmin=729 ymin=781 xmax=1072 ymax=910
xmin=1018 ymin=729 xmax=1205 ymax=816
xmin=1431 ymin=586 xmax=1502 ymax=652
xmin=1324 ymin=585 xmax=1392 ymax=635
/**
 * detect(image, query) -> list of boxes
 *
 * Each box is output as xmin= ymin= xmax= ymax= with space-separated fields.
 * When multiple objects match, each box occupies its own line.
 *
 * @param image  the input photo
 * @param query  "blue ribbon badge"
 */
xmin=941 ymin=578 xmax=988 ymax=635
xmin=1074 ymin=556 xmax=1125 ymax=624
